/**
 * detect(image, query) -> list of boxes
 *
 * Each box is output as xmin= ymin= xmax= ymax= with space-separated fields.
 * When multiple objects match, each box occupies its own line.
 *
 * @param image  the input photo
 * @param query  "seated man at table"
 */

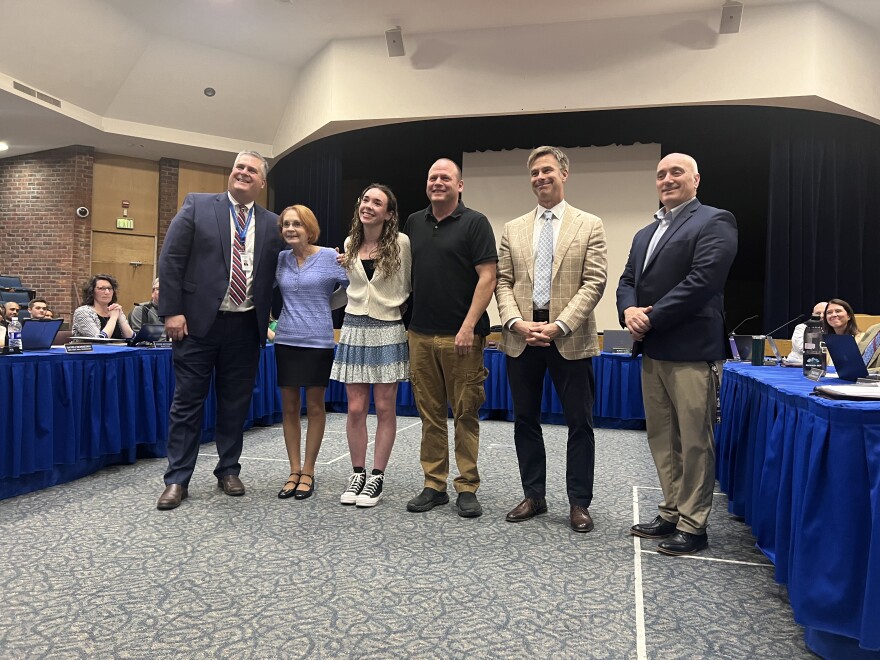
xmin=129 ymin=278 xmax=161 ymax=332
xmin=786 ymin=301 xmax=827 ymax=363
xmin=3 ymin=301 xmax=21 ymax=321
xmin=27 ymin=298 xmax=50 ymax=320
xmin=858 ymin=322 xmax=880 ymax=371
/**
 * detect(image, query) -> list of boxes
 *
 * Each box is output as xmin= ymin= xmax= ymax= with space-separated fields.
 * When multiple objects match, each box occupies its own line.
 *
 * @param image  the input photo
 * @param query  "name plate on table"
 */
xmin=612 ymin=348 xmax=632 ymax=354
xmin=805 ymin=367 xmax=825 ymax=381
xmin=65 ymin=344 xmax=93 ymax=353
xmin=153 ymin=341 xmax=172 ymax=349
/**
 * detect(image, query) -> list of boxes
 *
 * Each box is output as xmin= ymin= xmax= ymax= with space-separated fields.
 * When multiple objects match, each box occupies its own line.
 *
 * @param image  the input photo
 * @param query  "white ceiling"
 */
xmin=2 ymin=0 xmax=878 ymax=166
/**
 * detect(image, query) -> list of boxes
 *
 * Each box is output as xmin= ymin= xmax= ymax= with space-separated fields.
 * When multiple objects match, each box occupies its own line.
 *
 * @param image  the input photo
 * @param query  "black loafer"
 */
xmin=406 ymin=487 xmax=449 ymax=512
xmin=657 ymin=530 xmax=708 ymax=556
xmin=456 ymin=492 xmax=483 ymax=518
xmin=631 ymin=515 xmax=677 ymax=539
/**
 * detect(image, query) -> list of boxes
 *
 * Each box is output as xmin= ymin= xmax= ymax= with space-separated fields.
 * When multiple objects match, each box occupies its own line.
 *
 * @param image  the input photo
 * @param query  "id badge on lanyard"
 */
xmin=240 ymin=252 xmax=253 ymax=274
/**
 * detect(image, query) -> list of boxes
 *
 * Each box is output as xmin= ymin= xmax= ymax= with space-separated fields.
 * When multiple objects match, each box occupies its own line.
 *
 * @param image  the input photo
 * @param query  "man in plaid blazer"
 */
xmin=495 ymin=146 xmax=608 ymax=533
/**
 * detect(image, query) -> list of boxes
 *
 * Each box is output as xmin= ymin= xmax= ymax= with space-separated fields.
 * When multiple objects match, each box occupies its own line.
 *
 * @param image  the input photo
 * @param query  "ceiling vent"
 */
xmin=12 ymin=80 xmax=61 ymax=107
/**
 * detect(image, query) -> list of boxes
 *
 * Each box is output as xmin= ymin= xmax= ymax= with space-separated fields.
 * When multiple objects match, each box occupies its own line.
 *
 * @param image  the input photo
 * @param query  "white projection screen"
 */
xmin=462 ymin=143 xmax=661 ymax=333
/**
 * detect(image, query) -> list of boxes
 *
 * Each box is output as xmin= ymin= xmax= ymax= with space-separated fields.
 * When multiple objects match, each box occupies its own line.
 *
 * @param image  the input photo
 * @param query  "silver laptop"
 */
xmin=602 ymin=329 xmax=633 ymax=354
xmin=728 ymin=334 xmax=752 ymax=361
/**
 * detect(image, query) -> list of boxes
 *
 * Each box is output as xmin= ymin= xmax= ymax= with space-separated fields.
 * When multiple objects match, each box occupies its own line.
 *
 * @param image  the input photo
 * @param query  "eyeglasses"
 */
xmin=95 ymin=286 xmax=114 ymax=291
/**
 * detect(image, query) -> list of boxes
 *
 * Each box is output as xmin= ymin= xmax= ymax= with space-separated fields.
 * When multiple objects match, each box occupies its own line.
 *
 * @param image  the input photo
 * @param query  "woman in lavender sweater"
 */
xmin=273 ymin=205 xmax=348 ymax=500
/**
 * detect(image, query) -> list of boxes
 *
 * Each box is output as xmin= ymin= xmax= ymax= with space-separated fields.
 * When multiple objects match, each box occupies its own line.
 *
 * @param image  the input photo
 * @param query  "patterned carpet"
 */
xmin=0 ymin=414 xmax=814 ymax=659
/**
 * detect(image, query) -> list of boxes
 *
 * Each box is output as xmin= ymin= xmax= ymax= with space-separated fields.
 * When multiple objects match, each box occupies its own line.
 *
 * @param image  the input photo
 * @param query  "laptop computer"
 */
xmin=728 ymin=334 xmax=752 ymax=362
xmin=602 ymin=329 xmax=633 ymax=354
xmin=823 ymin=333 xmax=869 ymax=381
xmin=21 ymin=318 xmax=63 ymax=350
xmin=127 ymin=323 xmax=166 ymax=346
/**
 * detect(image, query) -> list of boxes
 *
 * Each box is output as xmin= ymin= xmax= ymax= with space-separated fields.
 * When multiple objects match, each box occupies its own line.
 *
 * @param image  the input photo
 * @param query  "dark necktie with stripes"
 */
xmin=229 ymin=204 xmax=248 ymax=306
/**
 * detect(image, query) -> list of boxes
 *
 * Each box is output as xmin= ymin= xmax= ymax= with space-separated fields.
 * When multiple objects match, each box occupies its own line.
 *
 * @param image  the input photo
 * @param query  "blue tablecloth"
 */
xmin=716 ymin=363 xmax=880 ymax=658
xmin=2 ymin=346 xmax=642 ymax=501
xmin=0 ymin=345 xmax=281 ymax=500
xmin=327 ymin=349 xmax=645 ymax=429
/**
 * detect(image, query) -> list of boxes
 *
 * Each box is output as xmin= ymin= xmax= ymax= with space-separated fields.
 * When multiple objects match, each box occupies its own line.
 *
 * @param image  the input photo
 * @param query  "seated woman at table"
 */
xmin=821 ymin=298 xmax=862 ymax=367
xmin=331 ymin=184 xmax=411 ymax=508
xmin=274 ymin=205 xmax=348 ymax=500
xmin=822 ymin=298 xmax=862 ymax=340
xmin=72 ymin=274 xmax=135 ymax=339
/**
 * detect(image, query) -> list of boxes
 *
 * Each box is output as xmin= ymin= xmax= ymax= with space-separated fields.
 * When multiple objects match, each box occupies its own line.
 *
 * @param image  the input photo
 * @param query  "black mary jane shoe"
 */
xmin=293 ymin=474 xmax=315 ymax=500
xmin=278 ymin=473 xmax=300 ymax=499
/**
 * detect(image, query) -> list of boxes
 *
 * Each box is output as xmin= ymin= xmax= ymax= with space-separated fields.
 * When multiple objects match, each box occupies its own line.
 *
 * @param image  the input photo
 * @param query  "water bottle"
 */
xmin=802 ymin=314 xmax=825 ymax=377
xmin=7 ymin=316 xmax=23 ymax=354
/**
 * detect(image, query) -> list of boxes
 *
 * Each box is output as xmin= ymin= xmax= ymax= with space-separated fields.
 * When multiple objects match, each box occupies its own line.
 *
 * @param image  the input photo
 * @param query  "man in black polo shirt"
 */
xmin=403 ymin=158 xmax=498 ymax=518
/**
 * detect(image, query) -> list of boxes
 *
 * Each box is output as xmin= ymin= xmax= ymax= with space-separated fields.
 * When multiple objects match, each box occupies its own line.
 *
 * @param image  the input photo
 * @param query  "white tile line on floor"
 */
xmin=639 ymin=550 xmax=772 ymax=567
xmin=633 ymin=484 xmax=776 ymax=659
xmin=200 ymin=419 xmax=424 ymax=466
xmin=632 ymin=486 xmax=648 ymax=660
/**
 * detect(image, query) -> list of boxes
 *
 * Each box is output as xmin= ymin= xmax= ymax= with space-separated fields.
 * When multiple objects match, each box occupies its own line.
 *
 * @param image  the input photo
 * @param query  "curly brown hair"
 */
xmin=342 ymin=184 xmax=401 ymax=279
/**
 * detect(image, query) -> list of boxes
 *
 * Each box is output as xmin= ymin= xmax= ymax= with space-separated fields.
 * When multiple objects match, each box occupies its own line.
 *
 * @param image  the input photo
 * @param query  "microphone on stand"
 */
xmin=728 ymin=314 xmax=758 ymax=336
xmin=765 ymin=314 xmax=805 ymax=337
xmin=763 ymin=314 xmax=805 ymax=365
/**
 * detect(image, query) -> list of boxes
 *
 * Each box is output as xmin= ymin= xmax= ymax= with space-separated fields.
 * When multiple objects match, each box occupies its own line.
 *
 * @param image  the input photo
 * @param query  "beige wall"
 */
xmin=91 ymin=154 xmax=159 ymax=311
xmin=178 ymin=161 xmax=268 ymax=208
xmin=275 ymin=3 xmax=880 ymax=155
xmin=463 ymin=144 xmax=661 ymax=331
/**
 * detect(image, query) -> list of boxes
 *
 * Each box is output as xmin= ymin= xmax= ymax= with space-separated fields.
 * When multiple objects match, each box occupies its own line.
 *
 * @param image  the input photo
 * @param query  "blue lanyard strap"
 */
xmin=229 ymin=202 xmax=254 ymax=245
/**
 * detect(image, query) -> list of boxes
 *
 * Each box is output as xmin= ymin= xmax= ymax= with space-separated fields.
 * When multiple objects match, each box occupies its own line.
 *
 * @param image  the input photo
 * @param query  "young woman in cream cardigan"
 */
xmin=331 ymin=184 xmax=411 ymax=507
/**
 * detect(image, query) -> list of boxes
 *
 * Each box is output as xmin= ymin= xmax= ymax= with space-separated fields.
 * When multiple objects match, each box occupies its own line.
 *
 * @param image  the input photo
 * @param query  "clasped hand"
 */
xmin=624 ymin=305 xmax=653 ymax=341
xmin=512 ymin=320 xmax=560 ymax=347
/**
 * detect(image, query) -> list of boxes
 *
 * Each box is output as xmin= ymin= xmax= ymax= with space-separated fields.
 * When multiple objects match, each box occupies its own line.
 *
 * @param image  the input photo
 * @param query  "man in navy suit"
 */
xmin=156 ymin=151 xmax=285 ymax=510
xmin=616 ymin=153 xmax=737 ymax=555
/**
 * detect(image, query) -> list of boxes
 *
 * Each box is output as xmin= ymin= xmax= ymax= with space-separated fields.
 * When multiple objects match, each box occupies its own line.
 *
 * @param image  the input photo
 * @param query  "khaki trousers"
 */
xmin=408 ymin=330 xmax=487 ymax=493
xmin=641 ymin=356 xmax=721 ymax=534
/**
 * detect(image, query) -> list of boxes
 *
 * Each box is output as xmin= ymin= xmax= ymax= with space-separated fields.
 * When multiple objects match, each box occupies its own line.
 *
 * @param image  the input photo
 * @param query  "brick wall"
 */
xmin=0 ymin=146 xmax=94 ymax=321
xmin=157 ymin=158 xmax=179 ymax=257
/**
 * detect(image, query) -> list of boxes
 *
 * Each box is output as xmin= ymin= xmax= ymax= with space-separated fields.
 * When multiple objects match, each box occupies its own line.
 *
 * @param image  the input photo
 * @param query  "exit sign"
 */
xmin=117 ymin=217 xmax=134 ymax=230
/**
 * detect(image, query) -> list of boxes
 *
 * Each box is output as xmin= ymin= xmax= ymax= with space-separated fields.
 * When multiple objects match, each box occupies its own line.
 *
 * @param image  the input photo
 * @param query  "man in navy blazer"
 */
xmin=156 ymin=151 xmax=285 ymax=510
xmin=616 ymin=153 xmax=737 ymax=555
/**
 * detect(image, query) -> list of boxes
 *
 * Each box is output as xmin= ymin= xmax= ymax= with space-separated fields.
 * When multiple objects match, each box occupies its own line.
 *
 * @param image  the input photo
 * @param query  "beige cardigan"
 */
xmin=343 ymin=234 xmax=411 ymax=321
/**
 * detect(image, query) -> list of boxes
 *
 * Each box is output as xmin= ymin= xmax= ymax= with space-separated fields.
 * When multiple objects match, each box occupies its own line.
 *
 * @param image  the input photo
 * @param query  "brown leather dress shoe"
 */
xmin=505 ymin=497 xmax=548 ymax=522
xmin=157 ymin=484 xmax=188 ymax=510
xmin=570 ymin=505 xmax=594 ymax=533
xmin=218 ymin=474 xmax=245 ymax=496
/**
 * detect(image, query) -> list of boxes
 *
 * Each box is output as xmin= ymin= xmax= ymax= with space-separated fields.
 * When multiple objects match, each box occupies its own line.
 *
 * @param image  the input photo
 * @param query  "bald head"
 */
xmin=656 ymin=152 xmax=700 ymax=211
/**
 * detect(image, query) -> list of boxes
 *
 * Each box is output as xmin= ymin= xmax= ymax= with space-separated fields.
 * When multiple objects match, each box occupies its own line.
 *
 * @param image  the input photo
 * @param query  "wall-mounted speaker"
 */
xmin=720 ymin=1 xmax=743 ymax=34
xmin=385 ymin=27 xmax=405 ymax=57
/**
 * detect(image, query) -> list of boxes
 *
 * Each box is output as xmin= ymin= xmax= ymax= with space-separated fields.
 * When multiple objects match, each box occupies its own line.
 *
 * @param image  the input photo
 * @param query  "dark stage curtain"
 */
xmin=270 ymin=137 xmax=345 ymax=250
xmin=764 ymin=114 xmax=880 ymax=335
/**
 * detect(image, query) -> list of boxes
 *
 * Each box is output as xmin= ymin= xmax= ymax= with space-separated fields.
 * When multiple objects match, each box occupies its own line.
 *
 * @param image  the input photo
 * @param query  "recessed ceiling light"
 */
xmin=204 ymin=87 xmax=216 ymax=97
xmin=0 ymin=141 xmax=9 ymax=151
